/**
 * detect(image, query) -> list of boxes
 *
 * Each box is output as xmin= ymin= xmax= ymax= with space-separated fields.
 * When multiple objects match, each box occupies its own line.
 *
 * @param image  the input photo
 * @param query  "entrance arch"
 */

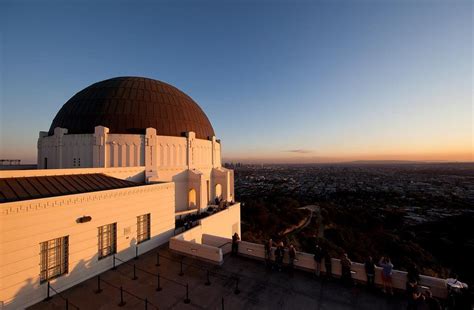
xmin=188 ymin=189 xmax=197 ymax=209
xmin=215 ymin=184 xmax=222 ymax=200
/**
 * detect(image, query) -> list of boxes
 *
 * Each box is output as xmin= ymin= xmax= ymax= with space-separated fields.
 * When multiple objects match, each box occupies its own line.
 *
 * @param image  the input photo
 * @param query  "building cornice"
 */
xmin=1 ymin=183 xmax=174 ymax=216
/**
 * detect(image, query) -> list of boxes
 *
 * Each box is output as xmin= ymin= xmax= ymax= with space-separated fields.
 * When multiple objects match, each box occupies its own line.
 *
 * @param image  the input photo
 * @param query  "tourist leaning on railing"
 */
xmin=379 ymin=256 xmax=394 ymax=295
xmin=340 ymin=252 xmax=353 ymax=286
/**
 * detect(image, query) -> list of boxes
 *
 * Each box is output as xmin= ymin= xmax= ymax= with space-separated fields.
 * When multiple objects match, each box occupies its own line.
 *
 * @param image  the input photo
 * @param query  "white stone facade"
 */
xmin=0 ymin=172 xmax=176 ymax=309
xmin=0 ymin=123 xmax=237 ymax=309
xmin=0 ymin=163 xmax=238 ymax=309
xmin=37 ymin=126 xmax=233 ymax=212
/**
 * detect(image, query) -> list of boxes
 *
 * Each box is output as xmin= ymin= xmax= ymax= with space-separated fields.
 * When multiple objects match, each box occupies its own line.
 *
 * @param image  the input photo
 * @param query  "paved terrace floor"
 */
xmin=30 ymin=244 xmax=407 ymax=310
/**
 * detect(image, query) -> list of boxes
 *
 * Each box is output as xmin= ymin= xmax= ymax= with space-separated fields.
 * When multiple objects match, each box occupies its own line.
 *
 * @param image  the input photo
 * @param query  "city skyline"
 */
xmin=1 ymin=0 xmax=472 ymax=164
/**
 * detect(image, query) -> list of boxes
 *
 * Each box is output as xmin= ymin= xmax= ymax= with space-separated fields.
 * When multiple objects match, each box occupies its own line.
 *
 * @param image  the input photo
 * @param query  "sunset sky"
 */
xmin=1 ymin=0 xmax=472 ymax=163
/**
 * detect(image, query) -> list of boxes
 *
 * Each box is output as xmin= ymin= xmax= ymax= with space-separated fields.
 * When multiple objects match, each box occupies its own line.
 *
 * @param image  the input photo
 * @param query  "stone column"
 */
xmin=37 ymin=131 xmax=48 ymax=168
xmin=93 ymin=126 xmax=109 ymax=168
xmin=53 ymin=127 xmax=68 ymax=169
xmin=211 ymin=136 xmax=217 ymax=168
xmin=145 ymin=128 xmax=157 ymax=172
xmin=186 ymin=131 xmax=196 ymax=170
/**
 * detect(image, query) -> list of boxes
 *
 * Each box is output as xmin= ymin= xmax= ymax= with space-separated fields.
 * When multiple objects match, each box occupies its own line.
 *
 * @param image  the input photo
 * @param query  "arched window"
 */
xmin=215 ymin=184 xmax=222 ymax=200
xmin=188 ymin=189 xmax=197 ymax=209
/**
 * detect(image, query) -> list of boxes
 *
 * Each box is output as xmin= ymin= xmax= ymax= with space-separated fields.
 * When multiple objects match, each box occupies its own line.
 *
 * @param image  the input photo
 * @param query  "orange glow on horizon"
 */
xmin=223 ymin=150 xmax=473 ymax=164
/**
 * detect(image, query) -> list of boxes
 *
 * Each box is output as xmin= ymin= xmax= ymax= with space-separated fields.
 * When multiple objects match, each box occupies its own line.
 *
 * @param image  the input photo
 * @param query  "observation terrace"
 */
xmin=30 ymin=245 xmax=408 ymax=310
xmin=29 ymin=203 xmax=452 ymax=310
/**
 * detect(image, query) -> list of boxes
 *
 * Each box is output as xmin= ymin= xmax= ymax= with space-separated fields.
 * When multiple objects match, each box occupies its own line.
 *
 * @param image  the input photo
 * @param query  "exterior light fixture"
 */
xmin=76 ymin=216 xmax=92 ymax=223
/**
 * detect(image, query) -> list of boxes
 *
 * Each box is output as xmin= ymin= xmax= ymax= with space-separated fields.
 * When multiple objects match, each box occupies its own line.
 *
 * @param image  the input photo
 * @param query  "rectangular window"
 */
xmin=137 ymin=214 xmax=151 ymax=244
xmin=98 ymin=223 xmax=117 ymax=259
xmin=40 ymin=236 xmax=69 ymax=283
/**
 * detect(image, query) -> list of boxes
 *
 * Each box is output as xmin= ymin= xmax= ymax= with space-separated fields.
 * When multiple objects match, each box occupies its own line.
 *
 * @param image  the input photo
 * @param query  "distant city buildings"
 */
xmin=234 ymin=164 xmax=474 ymax=224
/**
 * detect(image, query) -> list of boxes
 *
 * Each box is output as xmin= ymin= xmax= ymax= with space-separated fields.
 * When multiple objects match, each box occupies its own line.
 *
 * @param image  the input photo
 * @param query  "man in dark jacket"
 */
xmin=365 ymin=256 xmax=375 ymax=288
xmin=313 ymin=244 xmax=324 ymax=277
xmin=231 ymin=233 xmax=240 ymax=255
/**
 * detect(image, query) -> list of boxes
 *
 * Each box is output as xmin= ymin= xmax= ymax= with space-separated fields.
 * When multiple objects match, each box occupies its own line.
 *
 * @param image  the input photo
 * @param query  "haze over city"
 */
xmin=1 ymin=0 xmax=472 ymax=163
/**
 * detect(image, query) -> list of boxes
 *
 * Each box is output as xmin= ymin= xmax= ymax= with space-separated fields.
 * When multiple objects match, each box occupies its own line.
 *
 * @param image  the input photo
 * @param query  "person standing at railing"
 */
xmin=324 ymin=251 xmax=332 ymax=280
xmin=275 ymin=241 xmax=285 ymax=272
xmin=288 ymin=244 xmax=296 ymax=270
xmin=340 ymin=253 xmax=353 ymax=287
xmin=446 ymin=273 xmax=469 ymax=310
xmin=232 ymin=232 xmax=240 ymax=255
xmin=407 ymin=263 xmax=421 ymax=285
xmin=265 ymin=239 xmax=273 ymax=269
xmin=379 ymin=256 xmax=394 ymax=295
xmin=364 ymin=256 xmax=375 ymax=289
xmin=313 ymin=244 xmax=324 ymax=277
xmin=406 ymin=277 xmax=424 ymax=310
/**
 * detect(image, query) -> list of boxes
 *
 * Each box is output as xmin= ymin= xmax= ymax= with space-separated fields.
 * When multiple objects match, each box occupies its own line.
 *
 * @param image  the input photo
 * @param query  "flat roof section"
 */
xmin=0 ymin=173 xmax=141 ymax=203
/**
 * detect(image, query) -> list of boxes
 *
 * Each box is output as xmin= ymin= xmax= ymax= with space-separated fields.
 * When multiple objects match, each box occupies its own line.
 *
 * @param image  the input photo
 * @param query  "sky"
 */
xmin=0 ymin=0 xmax=472 ymax=164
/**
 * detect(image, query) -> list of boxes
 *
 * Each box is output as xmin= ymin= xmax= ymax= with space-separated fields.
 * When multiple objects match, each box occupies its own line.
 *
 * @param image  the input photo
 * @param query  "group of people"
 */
xmin=264 ymin=239 xmax=297 ymax=272
xmin=214 ymin=197 xmax=235 ymax=210
xmin=404 ymin=263 xmax=445 ymax=310
xmin=364 ymin=256 xmax=446 ymax=310
xmin=313 ymin=243 xmax=332 ymax=278
xmin=230 ymin=238 xmax=468 ymax=309
xmin=319 ymin=246 xmax=446 ymax=310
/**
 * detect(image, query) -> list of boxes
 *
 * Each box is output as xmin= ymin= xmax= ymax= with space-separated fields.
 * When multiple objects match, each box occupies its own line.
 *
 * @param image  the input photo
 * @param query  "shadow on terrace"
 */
xmin=30 ymin=243 xmax=408 ymax=310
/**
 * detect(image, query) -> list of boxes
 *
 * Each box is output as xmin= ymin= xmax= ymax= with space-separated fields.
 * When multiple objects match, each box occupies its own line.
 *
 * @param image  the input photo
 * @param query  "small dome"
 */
xmin=49 ymin=76 xmax=215 ymax=139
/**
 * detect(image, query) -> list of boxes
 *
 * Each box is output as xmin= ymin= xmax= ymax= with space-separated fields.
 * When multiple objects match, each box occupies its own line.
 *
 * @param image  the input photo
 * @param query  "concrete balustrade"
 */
xmin=202 ymin=234 xmax=232 ymax=255
xmin=236 ymin=241 xmax=448 ymax=298
xmin=169 ymin=238 xmax=223 ymax=263
xmin=169 ymin=204 xmax=241 ymax=264
xmin=169 ymin=202 xmax=448 ymax=299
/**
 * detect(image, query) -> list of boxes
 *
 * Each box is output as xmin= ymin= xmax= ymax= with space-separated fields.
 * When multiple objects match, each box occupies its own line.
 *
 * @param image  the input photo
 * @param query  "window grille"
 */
xmin=40 ymin=236 xmax=69 ymax=283
xmin=98 ymin=223 xmax=117 ymax=259
xmin=137 ymin=214 xmax=151 ymax=244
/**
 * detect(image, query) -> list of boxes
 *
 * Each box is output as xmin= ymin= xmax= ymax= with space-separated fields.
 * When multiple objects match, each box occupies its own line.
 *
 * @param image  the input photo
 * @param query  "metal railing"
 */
xmin=156 ymin=252 xmax=241 ymax=294
xmin=95 ymin=275 xmax=160 ymax=308
xmin=113 ymin=255 xmax=191 ymax=304
xmin=43 ymin=281 xmax=80 ymax=309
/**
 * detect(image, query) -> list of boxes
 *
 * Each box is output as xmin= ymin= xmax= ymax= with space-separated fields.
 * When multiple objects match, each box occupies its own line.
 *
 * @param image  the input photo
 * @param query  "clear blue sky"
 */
xmin=1 ymin=0 xmax=472 ymax=163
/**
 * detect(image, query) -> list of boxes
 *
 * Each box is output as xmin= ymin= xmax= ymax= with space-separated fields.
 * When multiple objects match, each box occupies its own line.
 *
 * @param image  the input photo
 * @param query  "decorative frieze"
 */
xmin=1 ymin=184 xmax=173 ymax=216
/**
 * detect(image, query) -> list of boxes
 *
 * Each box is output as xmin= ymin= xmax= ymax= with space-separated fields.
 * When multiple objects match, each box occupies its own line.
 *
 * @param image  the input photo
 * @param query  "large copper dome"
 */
xmin=49 ymin=77 xmax=215 ymax=139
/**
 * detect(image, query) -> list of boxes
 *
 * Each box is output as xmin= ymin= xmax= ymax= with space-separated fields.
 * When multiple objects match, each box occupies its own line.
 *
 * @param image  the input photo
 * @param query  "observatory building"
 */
xmin=37 ymin=77 xmax=234 ymax=211
xmin=0 ymin=77 xmax=239 ymax=309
